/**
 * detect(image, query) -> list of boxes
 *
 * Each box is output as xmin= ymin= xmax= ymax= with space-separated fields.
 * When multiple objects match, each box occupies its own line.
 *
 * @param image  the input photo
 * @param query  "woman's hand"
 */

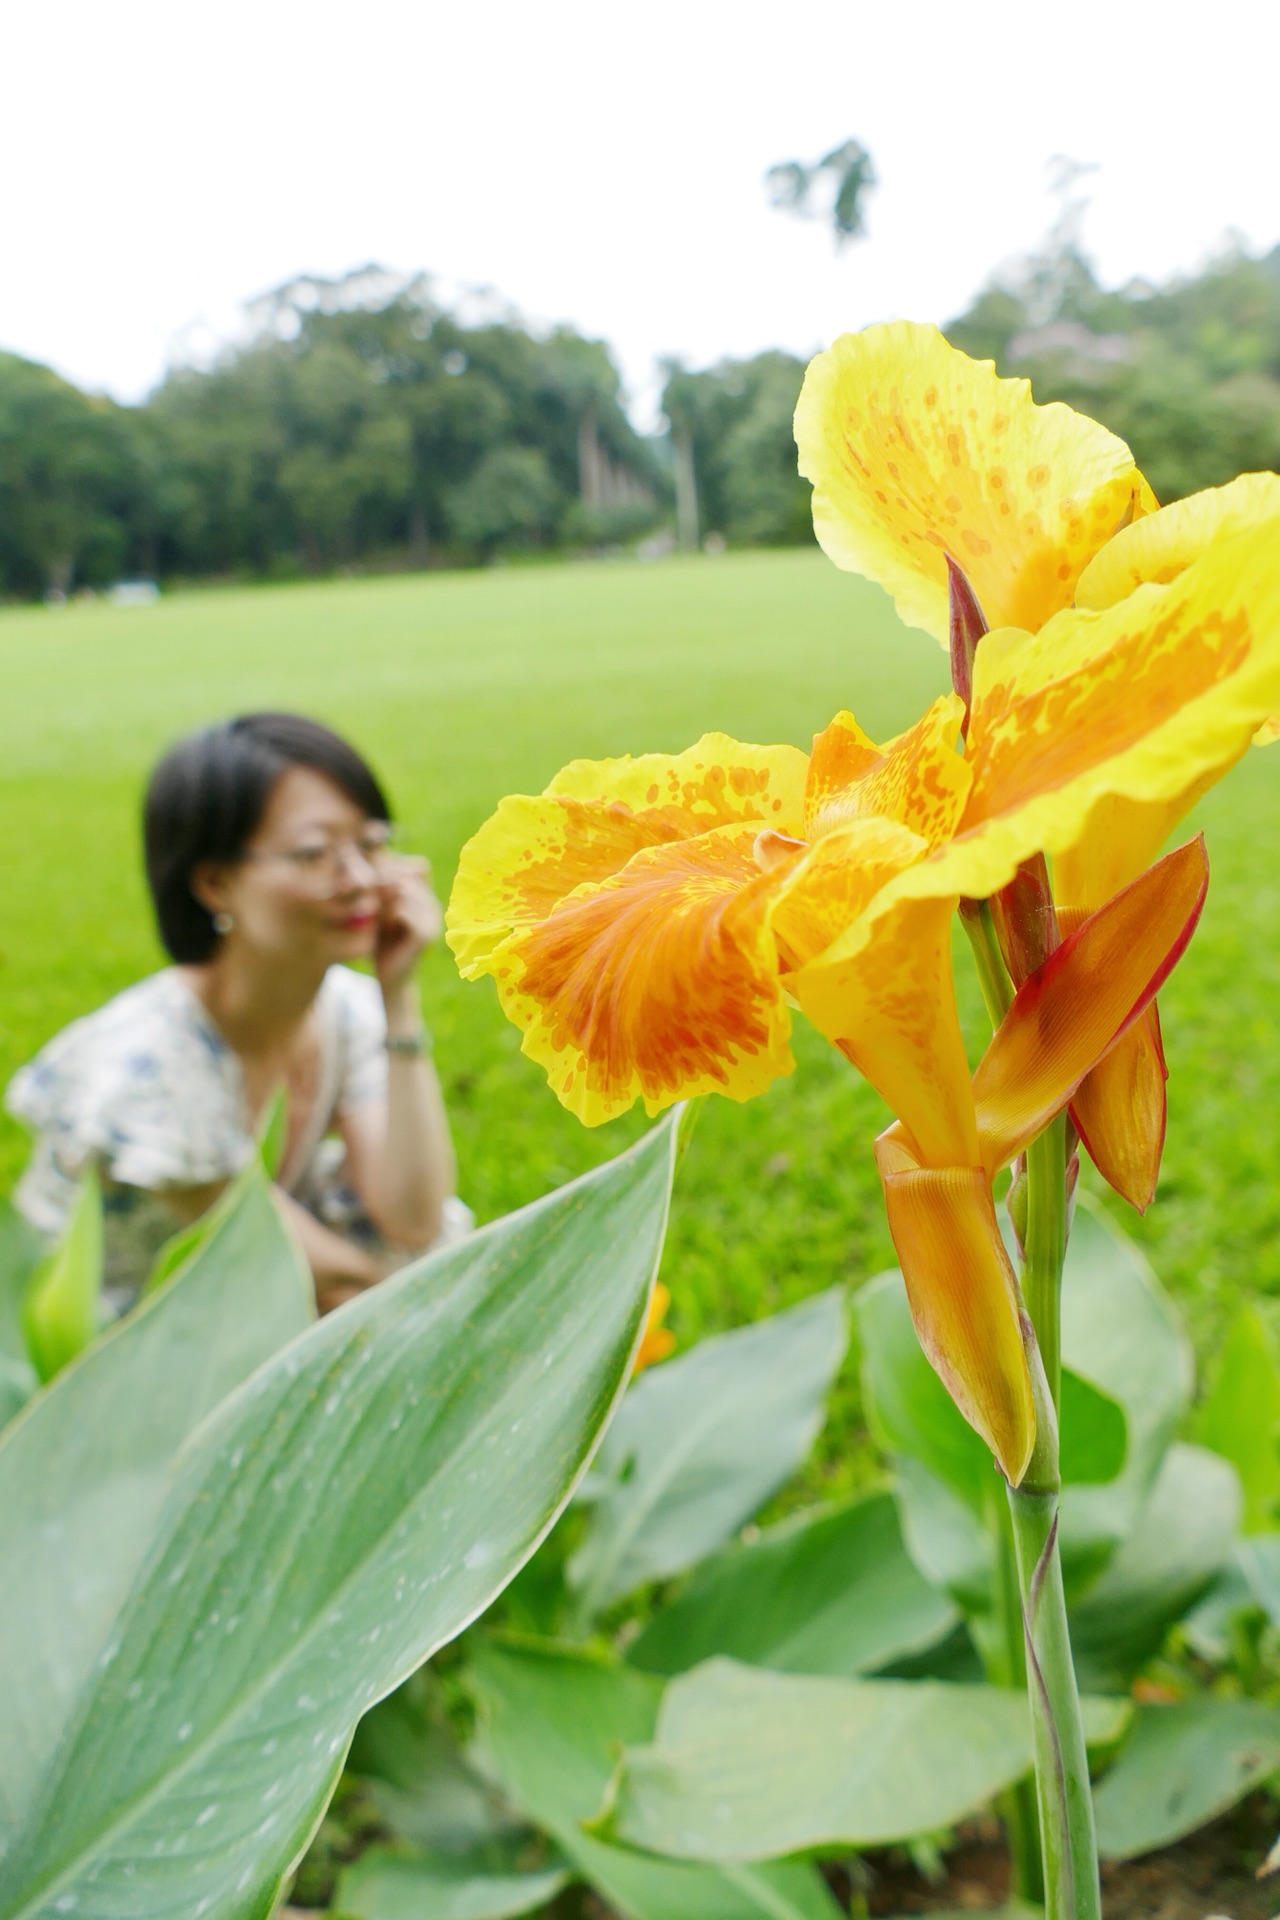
xmin=373 ymin=854 xmax=443 ymax=1000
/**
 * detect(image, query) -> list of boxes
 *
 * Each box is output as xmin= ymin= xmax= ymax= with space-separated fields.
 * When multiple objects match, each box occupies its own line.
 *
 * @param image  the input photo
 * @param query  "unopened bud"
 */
xmin=992 ymin=853 xmax=1061 ymax=987
xmin=947 ymin=556 xmax=988 ymax=721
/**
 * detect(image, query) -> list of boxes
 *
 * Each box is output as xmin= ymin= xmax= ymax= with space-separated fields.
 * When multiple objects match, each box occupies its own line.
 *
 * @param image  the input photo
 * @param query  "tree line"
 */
xmin=2 ymin=244 xmax=1279 ymax=600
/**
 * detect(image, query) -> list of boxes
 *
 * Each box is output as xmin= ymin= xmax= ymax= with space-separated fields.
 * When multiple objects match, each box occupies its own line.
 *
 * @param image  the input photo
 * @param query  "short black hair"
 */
xmin=144 ymin=712 xmax=391 ymax=961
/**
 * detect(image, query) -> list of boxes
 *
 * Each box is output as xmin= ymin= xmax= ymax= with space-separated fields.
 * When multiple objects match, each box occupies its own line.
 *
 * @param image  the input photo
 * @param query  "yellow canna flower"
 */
xmin=633 ymin=1281 xmax=676 ymax=1376
xmin=795 ymin=325 xmax=1280 ymax=1210
xmin=793 ymin=321 xmax=1155 ymax=643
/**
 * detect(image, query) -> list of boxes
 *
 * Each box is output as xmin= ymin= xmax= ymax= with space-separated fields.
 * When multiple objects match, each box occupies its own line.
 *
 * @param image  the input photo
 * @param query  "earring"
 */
xmin=213 ymin=911 xmax=234 ymax=934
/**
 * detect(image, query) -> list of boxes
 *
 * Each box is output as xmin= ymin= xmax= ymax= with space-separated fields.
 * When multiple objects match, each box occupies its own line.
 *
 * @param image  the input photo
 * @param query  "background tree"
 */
xmin=766 ymin=137 xmax=877 ymax=247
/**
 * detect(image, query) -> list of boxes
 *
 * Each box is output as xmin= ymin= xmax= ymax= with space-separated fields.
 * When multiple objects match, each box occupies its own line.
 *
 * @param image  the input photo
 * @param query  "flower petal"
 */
xmin=804 ymin=693 xmax=972 ymax=847
xmin=1076 ymin=472 xmax=1280 ymax=611
xmin=795 ymin=320 xmax=1152 ymax=643
xmin=480 ymin=824 xmax=797 ymax=1126
xmin=963 ymin=515 xmax=1280 ymax=870
xmin=876 ymin=1128 xmax=1036 ymax=1485
xmin=633 ymin=1281 xmax=676 ymax=1375
xmin=971 ymin=838 xmax=1207 ymax=1177
xmin=447 ymin=735 xmax=808 ymax=974
xmin=777 ymin=830 xmax=981 ymax=1168
xmin=1070 ymin=1003 xmax=1167 ymax=1213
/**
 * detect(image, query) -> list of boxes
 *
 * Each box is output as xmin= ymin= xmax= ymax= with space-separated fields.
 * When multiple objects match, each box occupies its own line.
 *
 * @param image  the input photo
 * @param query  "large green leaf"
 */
xmin=335 ymin=1844 xmax=569 ymax=1920
xmin=1195 ymin=1307 xmax=1280 ymax=1531
xmin=1068 ymin=1443 xmax=1241 ymax=1694
xmin=0 ymin=1202 xmax=42 ymax=1428
xmin=0 ymin=1118 xmax=678 ymax=1920
xmin=22 ymin=1168 xmax=102 ymax=1381
xmin=0 ymin=1168 xmax=314 ymax=1855
xmin=604 ymin=1657 xmax=1035 ymax=1861
xmin=1057 ymin=1198 xmax=1192 ymax=1590
xmin=1094 ymin=1697 xmax=1280 ymax=1860
xmin=568 ymin=1287 xmax=847 ymax=1618
xmin=470 ymin=1639 xmax=843 ymax=1920
xmin=627 ymin=1491 xmax=956 ymax=1679
xmin=348 ymin=1672 xmax=527 ymax=1857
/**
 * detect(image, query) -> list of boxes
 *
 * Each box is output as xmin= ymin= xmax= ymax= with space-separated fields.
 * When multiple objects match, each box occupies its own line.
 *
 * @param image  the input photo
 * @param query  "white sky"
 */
xmin=3 ymin=0 xmax=1278 ymax=425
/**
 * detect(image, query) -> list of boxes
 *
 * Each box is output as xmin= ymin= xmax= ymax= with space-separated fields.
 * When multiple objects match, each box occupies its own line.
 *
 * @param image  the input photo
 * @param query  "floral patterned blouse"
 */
xmin=6 ymin=966 xmax=470 ymax=1306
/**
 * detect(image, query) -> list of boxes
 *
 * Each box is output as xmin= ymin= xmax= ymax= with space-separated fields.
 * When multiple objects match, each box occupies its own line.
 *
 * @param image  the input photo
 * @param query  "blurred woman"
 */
xmin=7 ymin=712 xmax=469 ymax=1314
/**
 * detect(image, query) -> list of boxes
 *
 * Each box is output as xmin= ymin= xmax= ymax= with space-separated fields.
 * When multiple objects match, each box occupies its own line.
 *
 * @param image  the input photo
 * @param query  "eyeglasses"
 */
xmin=244 ymin=825 xmax=397 ymax=895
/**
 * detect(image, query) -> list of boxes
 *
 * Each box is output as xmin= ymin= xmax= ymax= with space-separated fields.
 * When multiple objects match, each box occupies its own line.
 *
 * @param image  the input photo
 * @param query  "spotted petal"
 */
xmin=476 ymin=825 xmax=798 ymax=1126
xmin=447 ymin=735 xmax=807 ymax=974
xmin=961 ymin=516 xmax=1280 ymax=875
xmin=795 ymin=321 xmax=1153 ymax=643
xmin=1076 ymin=472 xmax=1280 ymax=611
xmin=804 ymin=693 xmax=971 ymax=847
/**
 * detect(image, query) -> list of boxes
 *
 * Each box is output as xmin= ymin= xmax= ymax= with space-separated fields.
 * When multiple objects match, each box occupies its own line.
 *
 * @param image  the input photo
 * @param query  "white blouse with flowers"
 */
xmin=6 ymin=965 xmax=471 ymax=1306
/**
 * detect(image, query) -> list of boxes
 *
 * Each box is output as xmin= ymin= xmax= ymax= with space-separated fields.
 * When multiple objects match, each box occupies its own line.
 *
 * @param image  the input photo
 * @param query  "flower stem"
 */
xmin=1007 ymin=1474 xmax=1100 ymax=1920
xmin=1007 ymin=1123 xmax=1099 ymax=1920
xmin=988 ymin=1486 xmax=1045 ymax=1905
xmin=1023 ymin=1114 xmax=1067 ymax=1412
xmin=959 ymin=897 xmax=1014 ymax=1026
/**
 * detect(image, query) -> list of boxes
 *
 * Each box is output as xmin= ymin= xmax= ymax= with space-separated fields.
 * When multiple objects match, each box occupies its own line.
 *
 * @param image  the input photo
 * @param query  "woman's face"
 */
xmin=200 ymin=766 xmax=389 ymax=968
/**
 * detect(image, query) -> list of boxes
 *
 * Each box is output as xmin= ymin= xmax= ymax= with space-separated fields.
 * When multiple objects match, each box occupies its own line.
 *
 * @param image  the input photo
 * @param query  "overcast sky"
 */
xmin=3 ymin=0 xmax=1277 ymax=424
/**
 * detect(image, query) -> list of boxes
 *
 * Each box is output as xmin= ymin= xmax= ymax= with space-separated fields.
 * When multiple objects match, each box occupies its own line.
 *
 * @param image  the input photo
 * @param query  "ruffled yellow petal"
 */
xmin=795 ymin=320 xmax=1152 ymax=643
xmin=1076 ymin=472 xmax=1280 ymax=610
xmin=875 ymin=1129 xmax=1036 ymax=1484
xmin=479 ymin=824 xmax=797 ymax=1126
xmin=962 ymin=516 xmax=1280 ymax=872
xmin=804 ymin=693 xmax=971 ymax=847
xmin=447 ymin=735 xmax=808 ymax=974
xmin=971 ymin=839 xmax=1207 ymax=1178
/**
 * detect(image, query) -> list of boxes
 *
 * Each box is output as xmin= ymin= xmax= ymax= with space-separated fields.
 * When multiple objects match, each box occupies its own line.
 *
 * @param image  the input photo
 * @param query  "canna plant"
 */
xmin=447 ymin=323 xmax=1280 ymax=1920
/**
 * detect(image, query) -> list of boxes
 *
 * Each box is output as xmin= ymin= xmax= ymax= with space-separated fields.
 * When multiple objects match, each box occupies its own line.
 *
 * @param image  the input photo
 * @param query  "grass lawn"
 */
xmin=2 ymin=549 xmax=1278 ymax=1495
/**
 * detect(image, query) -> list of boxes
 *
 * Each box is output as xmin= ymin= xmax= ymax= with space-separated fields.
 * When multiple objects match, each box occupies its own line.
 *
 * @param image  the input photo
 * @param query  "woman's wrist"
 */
xmin=381 ymin=977 xmax=424 ymax=1039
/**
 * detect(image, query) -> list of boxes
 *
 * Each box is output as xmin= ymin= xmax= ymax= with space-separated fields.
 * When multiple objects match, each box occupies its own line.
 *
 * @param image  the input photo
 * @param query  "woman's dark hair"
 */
xmin=144 ymin=712 xmax=391 ymax=962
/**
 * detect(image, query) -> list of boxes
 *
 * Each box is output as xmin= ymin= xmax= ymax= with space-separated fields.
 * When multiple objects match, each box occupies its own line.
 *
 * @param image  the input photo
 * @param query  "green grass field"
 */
xmin=2 ymin=550 xmax=1278 ymax=1494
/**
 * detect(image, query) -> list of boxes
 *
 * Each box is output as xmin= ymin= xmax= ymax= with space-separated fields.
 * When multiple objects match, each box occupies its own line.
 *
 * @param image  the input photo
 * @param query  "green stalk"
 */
xmin=1007 ymin=1128 xmax=1100 ymax=1920
xmin=1022 ymin=1114 xmax=1068 ymax=1411
xmin=962 ymin=900 xmax=1044 ymax=1902
xmin=959 ymin=897 xmax=1014 ymax=1025
xmin=988 ymin=1486 xmax=1046 ymax=1906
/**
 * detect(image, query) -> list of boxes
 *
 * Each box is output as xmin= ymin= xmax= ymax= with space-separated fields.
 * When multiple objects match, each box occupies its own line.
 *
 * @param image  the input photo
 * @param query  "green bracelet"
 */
xmin=384 ymin=1028 xmax=432 ymax=1058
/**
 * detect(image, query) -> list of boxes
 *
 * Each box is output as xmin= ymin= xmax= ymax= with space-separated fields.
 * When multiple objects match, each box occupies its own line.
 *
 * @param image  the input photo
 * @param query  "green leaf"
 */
xmin=256 ymin=1083 xmax=289 ymax=1180
xmin=1058 ymin=1368 xmax=1126 ymax=1486
xmin=1094 ymin=1697 xmax=1280 ymax=1859
xmin=603 ymin=1657 xmax=1035 ymax=1861
xmin=568 ymin=1287 xmax=847 ymax=1619
xmin=21 ymin=1168 xmax=103 ymax=1381
xmin=0 ymin=1202 xmax=42 ymax=1428
xmin=1068 ymin=1443 xmax=1241 ymax=1693
xmin=1195 ymin=1307 xmax=1280 ymax=1531
xmin=350 ymin=1671 xmax=528 ymax=1856
xmin=335 ymin=1844 xmax=569 ymax=1920
xmin=1057 ymin=1197 xmax=1192 ymax=1591
xmin=470 ymin=1638 xmax=843 ymax=1920
xmin=627 ymin=1491 xmax=957 ymax=1680
xmin=0 ymin=1166 xmax=314 ymax=1857
xmin=890 ymin=1454 xmax=994 ymax=1621
xmin=1236 ymin=1531 xmax=1280 ymax=1625
xmin=0 ymin=1117 xmax=679 ymax=1920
